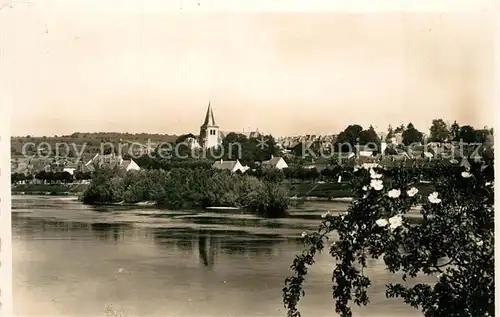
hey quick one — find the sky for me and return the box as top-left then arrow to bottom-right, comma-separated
1,0 -> 497,137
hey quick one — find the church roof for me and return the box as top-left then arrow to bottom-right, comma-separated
201,102 -> 217,127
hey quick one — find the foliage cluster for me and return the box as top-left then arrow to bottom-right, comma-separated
283,161 -> 494,317
81,167 -> 290,217
11,171 -> 74,183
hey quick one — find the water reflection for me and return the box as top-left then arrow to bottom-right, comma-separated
198,232 -> 216,267
12,215 -> 91,234
147,227 -> 295,269
90,223 -> 127,242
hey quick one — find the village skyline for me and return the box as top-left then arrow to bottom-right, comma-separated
3,9 -> 496,137
9,100 -> 495,139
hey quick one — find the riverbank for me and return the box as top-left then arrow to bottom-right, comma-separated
11,183 -> 354,206
11,183 -> 88,196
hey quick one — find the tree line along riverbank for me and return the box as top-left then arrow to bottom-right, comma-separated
11,162 -> 457,203
80,167 -> 290,217
75,162 -> 487,218
12,163 -> 445,199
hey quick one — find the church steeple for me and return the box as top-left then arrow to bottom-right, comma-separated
201,101 -> 217,127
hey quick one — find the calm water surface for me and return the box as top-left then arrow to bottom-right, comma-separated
13,196 -> 431,317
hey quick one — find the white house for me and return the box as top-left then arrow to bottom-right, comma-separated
261,156 -> 288,170
212,159 -> 247,173
380,141 -> 387,155
63,162 -> 78,175
240,165 -> 251,173
355,145 -> 376,157
185,137 -> 202,150
423,152 -> 433,159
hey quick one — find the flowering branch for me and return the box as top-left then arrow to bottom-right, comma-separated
283,161 -> 494,317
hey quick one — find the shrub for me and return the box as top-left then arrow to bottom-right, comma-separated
238,180 -> 289,217
81,167 -> 124,203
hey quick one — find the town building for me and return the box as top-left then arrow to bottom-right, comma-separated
118,159 -> 141,171
261,155 -> 288,170
212,159 -> 249,173
63,162 -> 78,175
83,153 -> 140,172
199,102 -> 220,149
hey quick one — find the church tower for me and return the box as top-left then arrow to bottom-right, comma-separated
199,102 -> 220,149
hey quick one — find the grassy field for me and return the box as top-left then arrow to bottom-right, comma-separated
285,181 -> 353,198
286,180 -> 436,200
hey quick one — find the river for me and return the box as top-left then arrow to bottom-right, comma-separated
12,195 -> 432,317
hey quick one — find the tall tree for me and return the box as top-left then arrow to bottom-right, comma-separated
358,125 -> 380,145
394,124 -> 405,134
429,119 -> 450,142
474,129 -> 488,144
402,123 -> 423,146
450,121 -> 460,141
222,132 -> 249,161
457,125 -> 478,143
386,125 -> 394,141
335,124 -> 363,151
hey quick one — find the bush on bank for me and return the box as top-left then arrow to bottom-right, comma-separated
283,161 -> 494,317
80,167 -> 290,217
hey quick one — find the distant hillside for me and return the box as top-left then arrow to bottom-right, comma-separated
11,133 -> 179,158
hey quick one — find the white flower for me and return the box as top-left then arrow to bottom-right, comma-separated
301,231 -> 308,238
387,189 -> 401,198
485,182 -> 492,186
450,159 -> 458,164
428,192 -> 442,204
369,168 -> 383,179
407,187 -> 418,197
321,211 -> 331,218
362,185 -> 368,191
461,171 -> 472,178
477,240 -> 484,247
362,163 -> 379,170
354,165 -> 360,172
437,273 -> 444,279
375,218 -> 388,227
370,179 -> 384,191
388,215 -> 403,230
